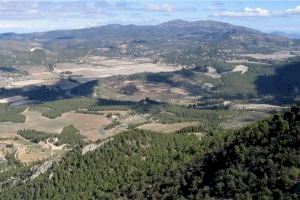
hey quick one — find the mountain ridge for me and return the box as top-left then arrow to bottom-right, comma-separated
0,19 -> 293,42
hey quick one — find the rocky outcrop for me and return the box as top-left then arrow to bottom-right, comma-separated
28,159 -> 56,180
81,138 -> 114,155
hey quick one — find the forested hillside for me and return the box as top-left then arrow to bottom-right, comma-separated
127,107 -> 300,199
1,107 -> 299,199
0,130 -> 206,199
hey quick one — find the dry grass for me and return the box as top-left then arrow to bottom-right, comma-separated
138,122 -> 199,133
220,111 -> 271,130
60,112 -> 111,141
241,51 -> 297,61
54,56 -> 179,79
170,87 -> 190,95
0,96 -> 28,104
0,108 -> 147,141
97,78 -> 195,104
229,103 -> 287,112
0,140 -> 52,164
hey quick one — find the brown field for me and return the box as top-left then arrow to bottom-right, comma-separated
229,103 -> 287,112
0,41 -> 42,52
0,112 -> 69,136
54,56 -> 180,79
240,51 -> 298,61
61,112 -> 112,129
0,109 -> 118,163
138,122 -> 199,133
97,78 -> 196,104
170,87 -> 190,95
220,111 -> 271,129
0,109 -> 112,141
0,107 -> 150,143
16,145 -> 51,164
226,59 -> 270,65
90,111 -> 149,140
0,140 -> 52,164
3,56 -> 179,91
0,132 -> 19,138
0,96 -> 28,104
60,112 -> 111,141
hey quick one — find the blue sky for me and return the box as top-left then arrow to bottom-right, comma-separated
0,0 -> 300,33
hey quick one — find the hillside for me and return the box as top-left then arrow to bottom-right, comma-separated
0,107 -> 299,199
0,130 -> 204,199
124,107 -> 300,199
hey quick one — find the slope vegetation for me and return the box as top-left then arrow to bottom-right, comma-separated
128,107 -> 300,199
1,106 -> 299,199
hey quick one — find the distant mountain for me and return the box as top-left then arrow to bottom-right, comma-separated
0,20 -> 299,67
271,31 -> 300,39
28,20 -> 297,52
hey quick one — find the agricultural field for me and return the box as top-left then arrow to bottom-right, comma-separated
97,77 -> 196,104
138,122 -> 200,133
0,108 -> 114,141
54,56 -> 179,79
220,111 -> 272,129
240,51 -> 300,61
0,97 -> 264,166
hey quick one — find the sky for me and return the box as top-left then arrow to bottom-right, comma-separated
0,0 -> 300,33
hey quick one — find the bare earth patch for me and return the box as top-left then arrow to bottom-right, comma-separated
0,96 -> 28,104
232,65 -> 248,74
203,67 -> 221,79
0,140 -> 52,164
170,87 -> 190,95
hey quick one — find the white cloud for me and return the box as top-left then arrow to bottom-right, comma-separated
28,9 -> 38,14
285,6 -> 300,15
147,3 -> 175,12
0,21 -> 36,29
214,7 -> 271,17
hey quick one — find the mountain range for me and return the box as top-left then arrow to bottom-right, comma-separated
0,20 -> 299,67
271,31 -> 300,39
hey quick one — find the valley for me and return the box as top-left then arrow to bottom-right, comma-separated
0,19 -> 299,199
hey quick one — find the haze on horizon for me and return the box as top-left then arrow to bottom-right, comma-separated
0,0 -> 300,34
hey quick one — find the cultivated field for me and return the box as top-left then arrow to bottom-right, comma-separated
240,51 -> 299,61
97,78 -> 195,104
0,108 -> 115,141
220,111 -> 271,129
1,56 -> 179,93
229,103 -> 287,112
60,112 -> 111,141
54,56 -> 180,79
138,122 -> 199,133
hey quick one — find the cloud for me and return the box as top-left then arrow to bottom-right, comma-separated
0,20 -> 41,29
212,5 -> 300,18
28,9 -> 38,14
285,5 -> 300,15
147,3 -> 175,12
213,7 -> 271,17
0,1 -> 114,20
